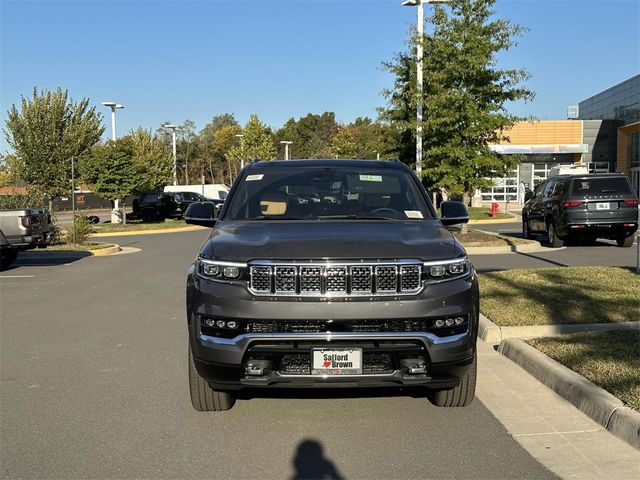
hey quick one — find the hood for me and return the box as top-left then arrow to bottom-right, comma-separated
201,220 -> 462,262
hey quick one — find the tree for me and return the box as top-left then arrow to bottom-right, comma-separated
197,114 -> 240,183
4,87 -> 104,207
381,0 -> 533,199
80,139 -> 139,216
212,124 -> 242,184
330,127 -> 358,158
273,112 -> 339,159
128,128 -> 172,191
227,114 -> 275,166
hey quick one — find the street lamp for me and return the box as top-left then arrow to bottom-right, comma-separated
280,141 -> 293,160
163,124 -> 179,186
235,134 -> 245,169
401,0 -> 448,178
102,101 -> 125,223
101,101 -> 124,141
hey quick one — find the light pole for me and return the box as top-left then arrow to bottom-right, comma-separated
164,124 -> 179,186
280,141 -> 293,160
401,0 -> 448,178
235,134 -> 245,169
102,101 -> 125,223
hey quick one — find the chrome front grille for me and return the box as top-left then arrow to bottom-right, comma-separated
248,261 -> 423,297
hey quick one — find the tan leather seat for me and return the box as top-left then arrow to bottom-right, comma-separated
260,192 -> 288,216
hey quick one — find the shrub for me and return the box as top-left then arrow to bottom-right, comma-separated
62,215 -> 95,245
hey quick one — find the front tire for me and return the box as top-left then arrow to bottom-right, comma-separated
546,220 -> 564,248
522,216 -> 533,239
188,345 -> 236,411
616,235 -> 635,248
428,353 -> 476,407
0,249 -> 18,271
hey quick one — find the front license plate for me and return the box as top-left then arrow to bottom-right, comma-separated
596,202 -> 610,210
312,348 -> 362,375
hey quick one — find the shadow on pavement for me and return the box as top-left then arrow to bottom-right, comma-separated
9,249 -> 92,269
236,386 -> 429,402
291,439 -> 344,480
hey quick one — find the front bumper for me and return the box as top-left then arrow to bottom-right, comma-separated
187,270 -> 479,391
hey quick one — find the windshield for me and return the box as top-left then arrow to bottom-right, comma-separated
571,177 -> 631,195
224,166 -> 433,221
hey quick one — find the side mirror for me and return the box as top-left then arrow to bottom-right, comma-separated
184,202 -> 217,228
524,190 -> 534,202
440,201 -> 469,226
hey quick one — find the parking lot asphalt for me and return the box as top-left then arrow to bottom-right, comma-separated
1,230 -> 561,479
469,220 -> 639,273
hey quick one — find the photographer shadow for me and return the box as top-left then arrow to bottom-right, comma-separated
291,439 -> 344,480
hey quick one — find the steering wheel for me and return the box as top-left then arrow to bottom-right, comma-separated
371,207 -> 400,216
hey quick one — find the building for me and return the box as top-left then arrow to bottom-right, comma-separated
578,74 -> 639,194
482,74 -> 640,202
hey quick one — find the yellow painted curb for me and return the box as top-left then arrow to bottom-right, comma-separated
469,214 -> 518,225
90,244 -> 121,256
90,225 -> 206,237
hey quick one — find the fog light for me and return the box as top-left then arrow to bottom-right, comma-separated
204,319 -> 216,327
430,266 -> 446,277
455,316 -> 465,325
203,264 -> 220,276
434,319 -> 445,328
445,318 -> 455,326
449,263 -> 465,274
216,320 -> 226,328
223,266 -> 239,278
226,321 -> 238,329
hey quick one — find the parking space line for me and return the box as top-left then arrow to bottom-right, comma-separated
0,275 -> 35,278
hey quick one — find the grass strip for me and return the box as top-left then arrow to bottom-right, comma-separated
467,207 -> 512,220
527,331 -> 640,411
45,242 -> 114,251
480,266 -> 640,326
93,219 -> 187,233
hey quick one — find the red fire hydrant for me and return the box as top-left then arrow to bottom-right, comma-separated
491,202 -> 499,218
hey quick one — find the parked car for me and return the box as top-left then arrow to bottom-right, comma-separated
132,191 -> 211,221
184,159 -> 478,411
522,173 -> 639,247
0,207 -> 51,270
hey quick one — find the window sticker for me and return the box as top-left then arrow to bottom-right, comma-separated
404,210 -> 424,219
359,174 -> 383,182
245,174 -> 264,181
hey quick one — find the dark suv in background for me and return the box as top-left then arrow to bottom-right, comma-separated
185,159 -> 478,412
132,191 -> 209,220
522,173 -> 639,247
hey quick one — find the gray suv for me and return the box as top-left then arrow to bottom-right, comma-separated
185,160 -> 478,411
522,173 -> 639,247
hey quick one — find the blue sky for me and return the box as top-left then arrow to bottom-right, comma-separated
1,0 -> 639,153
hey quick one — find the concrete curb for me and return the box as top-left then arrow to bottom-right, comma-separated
90,243 -> 121,256
497,338 -> 640,449
479,314 -> 640,343
464,242 -> 552,255
90,225 -> 206,237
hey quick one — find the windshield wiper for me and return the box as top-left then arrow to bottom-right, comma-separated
316,215 -> 396,221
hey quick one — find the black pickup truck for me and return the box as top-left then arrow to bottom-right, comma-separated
185,160 -> 478,411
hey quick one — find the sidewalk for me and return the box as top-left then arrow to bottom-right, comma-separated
476,340 -> 639,479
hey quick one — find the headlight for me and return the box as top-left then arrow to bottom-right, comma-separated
423,258 -> 469,282
199,258 -> 247,280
